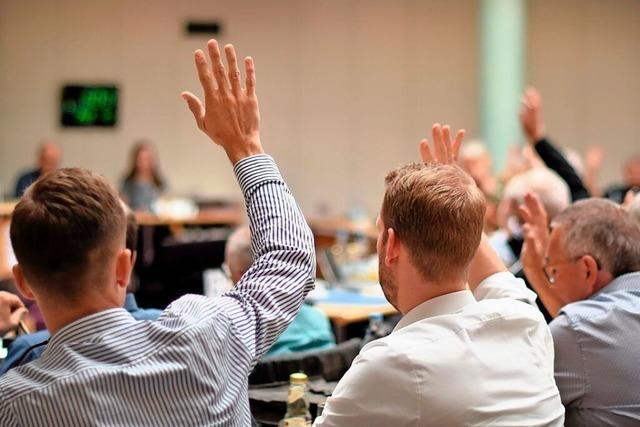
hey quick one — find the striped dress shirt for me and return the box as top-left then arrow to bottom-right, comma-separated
0,155 -> 316,427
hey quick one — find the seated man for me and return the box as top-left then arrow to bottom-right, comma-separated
314,126 -> 564,426
225,226 -> 334,357
521,195 -> 640,425
0,207 -> 161,375
13,140 -> 62,198
498,166 -> 571,323
0,40 -> 315,426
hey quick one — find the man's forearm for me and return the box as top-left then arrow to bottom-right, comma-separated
524,268 -> 564,318
468,236 -> 539,305
467,234 -> 507,292
534,138 -> 589,201
225,154 -> 315,361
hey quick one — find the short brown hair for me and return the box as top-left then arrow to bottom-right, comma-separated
124,205 -> 138,252
10,168 -> 126,298
552,198 -> 640,277
381,163 -> 486,282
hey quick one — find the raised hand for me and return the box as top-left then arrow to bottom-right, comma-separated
519,192 -> 550,272
518,192 -> 565,317
585,144 -> 605,172
0,291 -> 27,336
419,123 -> 466,166
519,87 -> 545,143
182,39 -> 263,164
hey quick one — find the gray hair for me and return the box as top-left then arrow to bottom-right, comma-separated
225,226 -> 253,277
503,167 -> 570,220
551,198 -> 640,277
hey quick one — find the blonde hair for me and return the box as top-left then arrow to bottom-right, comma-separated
382,163 -> 486,282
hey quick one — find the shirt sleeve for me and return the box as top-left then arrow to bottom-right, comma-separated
314,341 -> 419,427
534,138 -> 590,201
550,314 -> 586,407
218,154 -> 316,364
472,271 -> 538,306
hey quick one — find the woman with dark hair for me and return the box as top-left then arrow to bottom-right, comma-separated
120,142 -> 166,211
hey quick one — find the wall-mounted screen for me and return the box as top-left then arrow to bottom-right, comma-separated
61,85 -> 118,127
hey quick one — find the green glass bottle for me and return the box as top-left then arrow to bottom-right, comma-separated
280,373 -> 312,427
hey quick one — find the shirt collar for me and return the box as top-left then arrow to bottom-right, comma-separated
592,271 -> 640,298
48,308 -> 136,348
393,290 -> 477,332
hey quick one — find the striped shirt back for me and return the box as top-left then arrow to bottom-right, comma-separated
0,155 -> 316,427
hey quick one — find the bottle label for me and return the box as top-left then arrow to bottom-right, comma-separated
284,417 -> 310,427
288,386 -> 305,403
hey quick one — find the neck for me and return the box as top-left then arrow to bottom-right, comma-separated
396,268 -> 467,315
592,270 -> 615,295
37,294 -> 122,335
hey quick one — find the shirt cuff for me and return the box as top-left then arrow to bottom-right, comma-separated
233,154 -> 284,196
476,271 -> 516,288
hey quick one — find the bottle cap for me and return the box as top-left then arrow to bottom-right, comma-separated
290,372 -> 308,385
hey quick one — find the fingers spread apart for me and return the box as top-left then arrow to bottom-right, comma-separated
419,123 -> 466,165
192,40 -> 256,101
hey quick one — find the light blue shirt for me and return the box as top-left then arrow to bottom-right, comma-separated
266,303 -> 334,357
551,271 -> 640,426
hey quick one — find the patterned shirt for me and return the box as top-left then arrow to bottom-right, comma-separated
551,271 -> 640,426
0,155 -> 316,427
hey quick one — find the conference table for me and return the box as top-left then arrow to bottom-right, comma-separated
2,200 -> 394,336
315,300 -> 396,342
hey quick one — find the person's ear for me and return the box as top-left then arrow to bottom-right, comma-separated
581,255 -> 599,294
384,228 -> 400,266
12,265 -> 35,300
115,249 -> 132,289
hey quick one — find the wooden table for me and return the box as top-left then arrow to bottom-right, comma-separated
135,209 -> 244,236
307,216 -> 377,240
315,302 -> 397,342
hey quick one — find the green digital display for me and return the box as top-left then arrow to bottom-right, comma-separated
61,85 -> 118,127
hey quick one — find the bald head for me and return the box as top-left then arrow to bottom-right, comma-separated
225,226 -> 253,284
38,141 -> 62,175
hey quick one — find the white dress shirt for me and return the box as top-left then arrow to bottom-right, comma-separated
315,272 -> 564,427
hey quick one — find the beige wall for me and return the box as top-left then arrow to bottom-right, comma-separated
527,0 -> 640,188
0,0 -> 477,215
0,0 -> 638,215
